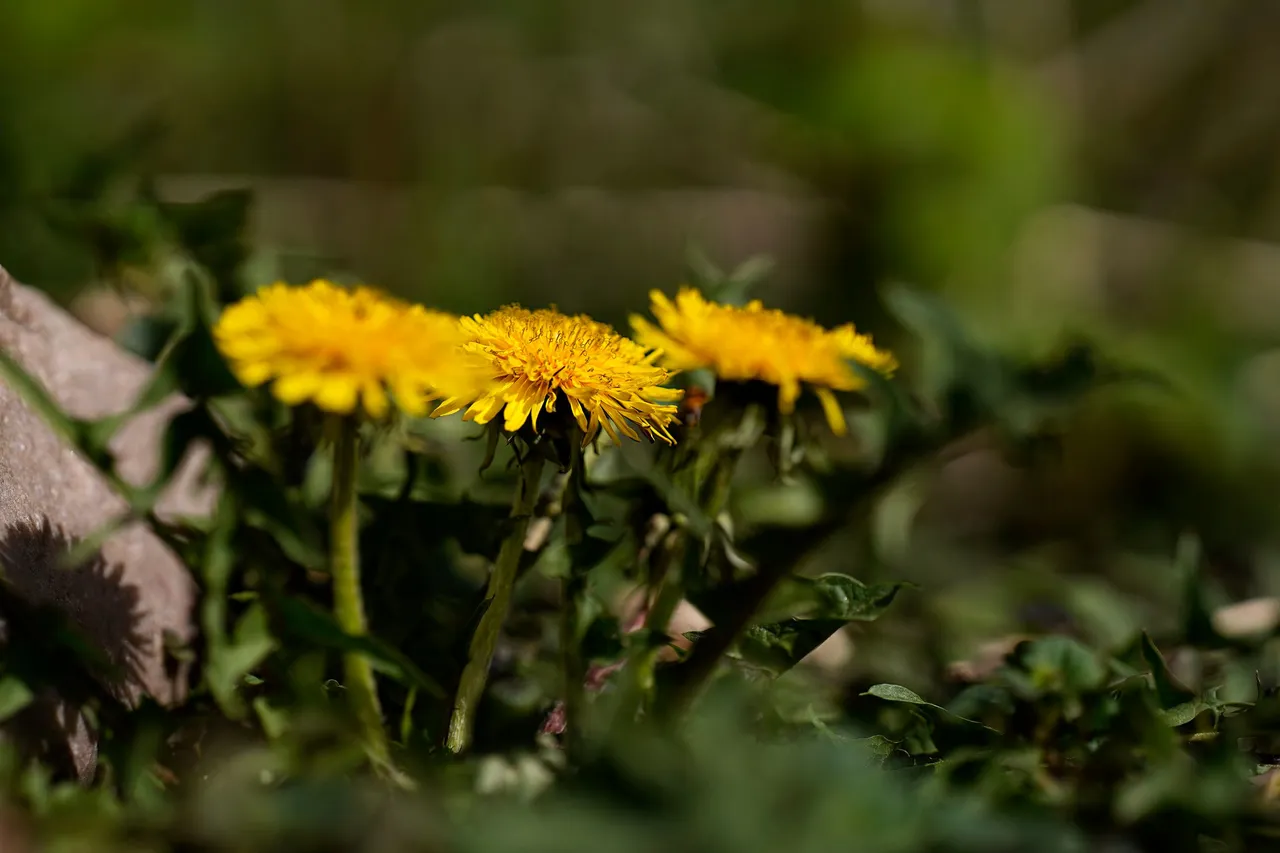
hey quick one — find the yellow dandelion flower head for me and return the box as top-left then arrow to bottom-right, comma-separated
630,287 -> 897,435
213,280 -> 489,419
432,305 -> 682,445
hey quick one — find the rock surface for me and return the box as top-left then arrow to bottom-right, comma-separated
0,264 -> 210,780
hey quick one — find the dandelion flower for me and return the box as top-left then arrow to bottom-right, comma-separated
433,306 -> 681,445
214,280 -> 487,419
630,288 -> 896,435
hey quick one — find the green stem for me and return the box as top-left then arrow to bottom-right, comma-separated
330,417 -> 388,764
697,446 -> 742,584
559,445 -> 589,759
619,528 -> 685,721
654,443 -> 752,718
446,451 -> 546,754
703,448 -> 742,520
559,577 -> 586,758
657,558 -> 790,719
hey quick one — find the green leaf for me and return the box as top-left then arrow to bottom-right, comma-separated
1159,701 -> 1204,728
706,575 -> 907,676
725,619 -> 848,675
683,243 -> 726,297
0,677 -> 34,723
1140,632 -> 1197,710
1176,533 -> 1239,651
683,244 -> 773,307
865,683 -> 929,705
1009,635 -> 1107,695
253,696 -> 290,741
200,495 -> 245,718
728,255 -> 775,288
862,683 -> 1000,754
0,348 -> 85,451
693,570 -> 906,630
117,314 -> 179,362
81,331 -> 186,452
863,683 -> 997,731
852,734 -> 899,757
169,323 -> 243,401
755,574 -> 908,626
164,271 -> 243,399
207,604 -> 276,702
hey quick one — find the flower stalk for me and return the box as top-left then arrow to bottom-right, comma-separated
446,451 -> 546,754
559,579 -> 587,757
617,526 -> 686,722
330,417 -> 389,764
559,445 -> 590,759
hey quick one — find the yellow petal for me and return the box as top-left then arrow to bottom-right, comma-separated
314,375 -> 359,414
647,386 -> 683,401
432,396 -> 466,418
599,415 -> 622,445
611,413 -> 641,441
566,394 -> 589,431
584,407 -> 602,444
814,387 -> 847,436
777,379 -> 801,414
530,394 -> 546,432
362,380 -> 391,419
235,361 -> 274,387
273,371 -> 324,406
466,394 -> 505,425
503,397 -> 530,433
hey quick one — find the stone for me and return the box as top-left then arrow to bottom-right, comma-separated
0,264 -> 211,780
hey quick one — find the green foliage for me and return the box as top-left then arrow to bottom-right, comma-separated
7,177 -> 1262,849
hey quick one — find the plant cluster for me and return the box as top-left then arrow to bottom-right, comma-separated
0,187 -> 1278,853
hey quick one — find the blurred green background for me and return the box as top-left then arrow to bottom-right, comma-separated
7,0 -> 1280,695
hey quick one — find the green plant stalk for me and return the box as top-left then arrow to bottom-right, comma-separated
559,575 -> 587,758
559,444 -> 591,759
620,529 -> 686,719
702,447 -> 742,521
330,417 -> 389,764
647,438 -> 748,718
658,557 -> 790,719
447,451 -> 546,754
